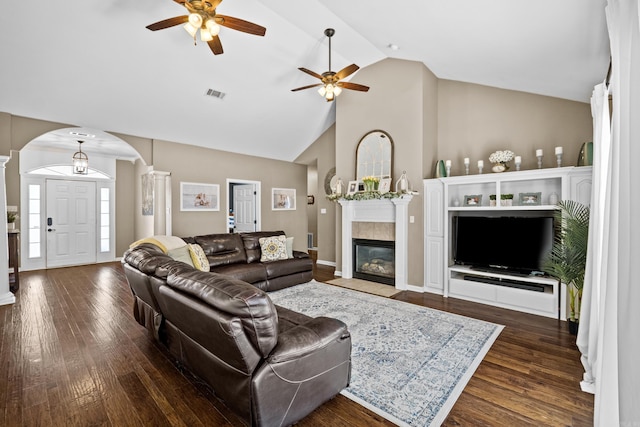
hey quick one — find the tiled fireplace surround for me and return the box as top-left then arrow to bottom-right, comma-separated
338,196 -> 413,290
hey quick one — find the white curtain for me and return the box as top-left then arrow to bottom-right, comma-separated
578,0 -> 640,425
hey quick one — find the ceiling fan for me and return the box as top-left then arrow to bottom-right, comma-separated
292,28 -> 369,102
146,0 -> 266,56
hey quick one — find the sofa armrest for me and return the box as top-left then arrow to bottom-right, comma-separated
291,250 -> 309,259
268,317 -> 350,363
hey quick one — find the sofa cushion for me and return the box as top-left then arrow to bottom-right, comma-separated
194,233 -> 247,267
188,243 -> 210,271
264,256 -> 313,279
241,231 -> 286,263
165,269 -> 279,357
211,262 -> 267,284
259,235 -> 288,262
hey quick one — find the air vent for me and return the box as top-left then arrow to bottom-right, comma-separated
69,131 -> 95,138
205,89 -> 226,100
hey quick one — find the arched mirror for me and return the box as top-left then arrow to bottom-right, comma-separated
355,130 -> 393,180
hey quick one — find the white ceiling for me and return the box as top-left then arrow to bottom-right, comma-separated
0,0 -> 610,162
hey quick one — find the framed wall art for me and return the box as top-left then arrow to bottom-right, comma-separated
272,188 -> 296,210
180,182 -> 220,211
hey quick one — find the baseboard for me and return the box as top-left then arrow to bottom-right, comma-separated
316,259 -> 336,267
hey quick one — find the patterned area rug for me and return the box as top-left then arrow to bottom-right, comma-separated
269,281 -> 503,427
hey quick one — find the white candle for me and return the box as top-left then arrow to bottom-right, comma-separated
445,159 -> 451,167
515,155 -> 522,164
536,149 -> 543,157
477,160 -> 484,167
464,157 -> 470,165
555,146 -> 563,155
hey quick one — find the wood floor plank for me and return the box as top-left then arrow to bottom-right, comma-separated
0,261 -> 594,426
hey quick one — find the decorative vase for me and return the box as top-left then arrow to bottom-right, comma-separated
363,181 -> 377,192
491,163 -> 509,173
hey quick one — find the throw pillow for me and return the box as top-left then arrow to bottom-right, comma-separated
188,243 -> 210,271
167,245 -> 195,267
286,236 -> 294,259
259,235 -> 288,262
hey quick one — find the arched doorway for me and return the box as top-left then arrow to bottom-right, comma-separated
18,127 -> 141,270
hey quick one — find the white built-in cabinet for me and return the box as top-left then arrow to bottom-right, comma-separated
423,166 -> 592,319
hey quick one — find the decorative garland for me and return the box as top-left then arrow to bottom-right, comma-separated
326,191 -> 405,202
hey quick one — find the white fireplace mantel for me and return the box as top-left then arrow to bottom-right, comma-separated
338,195 -> 413,290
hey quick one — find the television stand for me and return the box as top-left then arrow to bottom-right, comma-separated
449,266 -> 560,318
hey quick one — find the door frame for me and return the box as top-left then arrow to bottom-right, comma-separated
226,179 -> 261,232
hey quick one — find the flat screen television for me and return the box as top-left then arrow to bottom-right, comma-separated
453,216 -> 554,275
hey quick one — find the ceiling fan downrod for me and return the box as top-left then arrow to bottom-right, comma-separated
325,28 -> 335,72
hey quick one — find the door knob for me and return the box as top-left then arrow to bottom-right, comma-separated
47,228 -> 55,232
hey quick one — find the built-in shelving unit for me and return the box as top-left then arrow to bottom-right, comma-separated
424,166 -> 592,319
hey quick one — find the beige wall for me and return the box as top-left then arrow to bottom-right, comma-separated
295,124 -> 337,264
436,80 -> 593,175
116,160 -> 135,257
152,139 -> 308,251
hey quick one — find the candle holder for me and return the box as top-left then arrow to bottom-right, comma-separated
464,164 -> 470,175
446,165 -> 451,176
556,153 -> 562,168
478,165 -> 484,174
537,155 -> 543,169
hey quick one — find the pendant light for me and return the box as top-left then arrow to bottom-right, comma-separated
72,140 -> 89,175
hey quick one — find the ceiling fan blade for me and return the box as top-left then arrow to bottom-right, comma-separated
215,15 -> 266,36
338,81 -> 370,92
298,67 -> 324,80
173,0 -> 186,4
146,15 -> 189,31
335,64 -> 359,80
291,83 -> 323,92
207,36 -> 224,55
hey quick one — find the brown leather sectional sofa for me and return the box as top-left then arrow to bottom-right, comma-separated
122,231 -> 352,427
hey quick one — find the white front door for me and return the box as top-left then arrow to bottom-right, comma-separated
46,179 -> 97,268
233,184 -> 256,232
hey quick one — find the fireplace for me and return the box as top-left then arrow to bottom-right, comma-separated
352,239 -> 395,286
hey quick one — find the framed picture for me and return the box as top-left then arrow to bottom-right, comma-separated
347,180 -> 359,195
272,188 -> 296,210
519,192 -> 542,206
180,182 -> 220,211
141,173 -> 154,216
307,195 -> 315,205
463,194 -> 482,206
379,177 -> 392,194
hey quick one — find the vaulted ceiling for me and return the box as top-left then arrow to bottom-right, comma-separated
0,0 -> 610,161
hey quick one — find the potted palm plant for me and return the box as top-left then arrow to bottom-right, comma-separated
542,200 -> 590,334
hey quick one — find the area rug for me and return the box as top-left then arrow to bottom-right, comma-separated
326,277 -> 401,297
269,281 -> 503,427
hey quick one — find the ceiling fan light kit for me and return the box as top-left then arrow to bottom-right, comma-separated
146,0 -> 266,56
292,28 -> 369,102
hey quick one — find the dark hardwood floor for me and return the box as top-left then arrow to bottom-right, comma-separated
0,260 -> 593,426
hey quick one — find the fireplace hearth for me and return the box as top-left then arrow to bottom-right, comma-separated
353,239 -> 395,286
